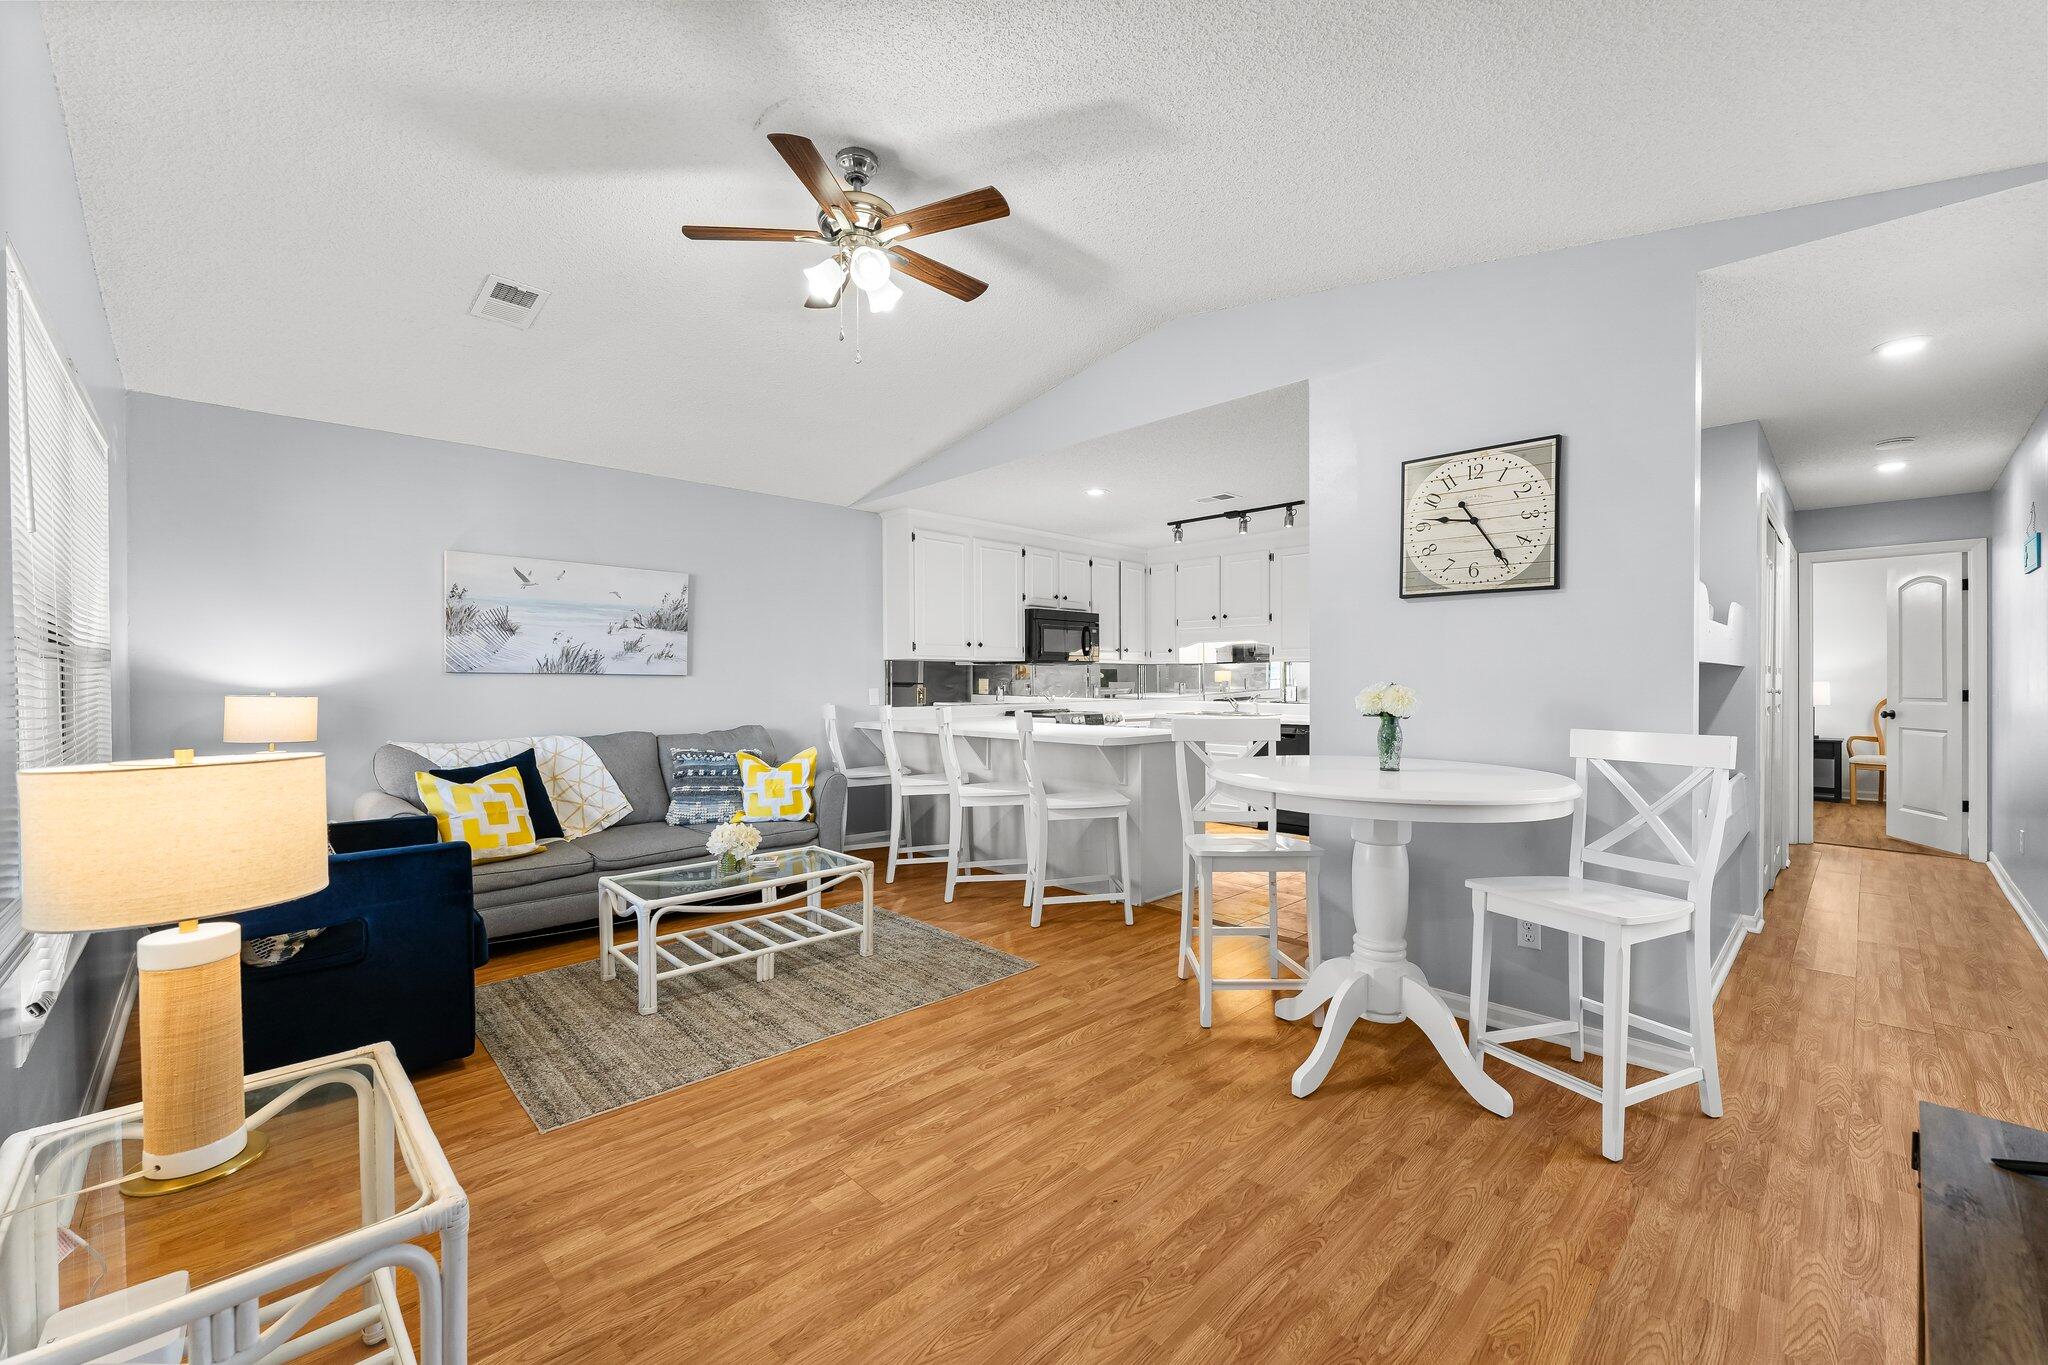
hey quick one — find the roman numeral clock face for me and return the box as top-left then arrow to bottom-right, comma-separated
1400,436 -> 1561,597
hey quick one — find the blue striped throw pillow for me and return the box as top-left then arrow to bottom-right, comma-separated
666,747 -> 743,827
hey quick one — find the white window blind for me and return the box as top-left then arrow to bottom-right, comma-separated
0,248 -> 112,970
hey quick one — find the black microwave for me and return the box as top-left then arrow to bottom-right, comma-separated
1024,608 -> 1099,663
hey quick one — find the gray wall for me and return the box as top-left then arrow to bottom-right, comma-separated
1698,422 -> 1792,958
1,2 -> 135,1140
1991,397 -> 2048,928
125,395 -> 884,812
1793,491 -> 1992,553
861,162 -> 2048,1038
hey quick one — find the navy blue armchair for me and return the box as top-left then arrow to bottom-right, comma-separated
232,815 -> 488,1074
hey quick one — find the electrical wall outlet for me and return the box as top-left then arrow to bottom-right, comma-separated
1517,920 -> 1542,949
868,687 -> 880,705
2019,828 -> 2027,858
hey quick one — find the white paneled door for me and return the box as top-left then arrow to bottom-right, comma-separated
911,529 -> 974,658
1885,553 -> 1966,853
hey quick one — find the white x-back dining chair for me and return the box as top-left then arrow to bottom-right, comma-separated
935,705 -> 1033,902
1465,728 -> 1737,1161
877,705 -> 950,882
822,702 -> 891,850
1015,711 -> 1135,927
1169,716 -> 1322,1028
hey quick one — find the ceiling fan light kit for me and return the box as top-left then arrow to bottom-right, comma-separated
681,134 -> 1009,358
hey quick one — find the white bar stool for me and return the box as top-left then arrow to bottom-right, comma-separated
935,706 -> 1034,902
1169,716 -> 1322,1028
1015,712 -> 1136,927
822,702 -> 892,850
877,705 -> 950,883
1465,728 -> 1737,1161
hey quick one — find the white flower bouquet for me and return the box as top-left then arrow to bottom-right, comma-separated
1355,681 -> 1417,770
707,812 -> 762,864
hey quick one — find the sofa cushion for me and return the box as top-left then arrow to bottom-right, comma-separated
477,870 -> 602,915
583,731 -> 667,825
469,839 -> 595,895
427,748 -> 565,841
576,822 -> 712,872
373,742 -> 431,811
658,727 -> 778,770
753,821 -> 821,852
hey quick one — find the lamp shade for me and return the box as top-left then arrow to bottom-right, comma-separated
18,752 -> 329,933
1812,680 -> 1833,707
223,694 -> 317,744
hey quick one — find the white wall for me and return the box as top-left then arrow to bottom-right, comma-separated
1812,557 -> 1892,797
1991,396 -> 2048,934
1698,421 -> 1792,948
1,2 -> 135,1140
1794,491 -> 1991,553
125,395 -> 884,812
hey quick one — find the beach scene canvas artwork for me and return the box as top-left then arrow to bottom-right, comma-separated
444,551 -> 690,675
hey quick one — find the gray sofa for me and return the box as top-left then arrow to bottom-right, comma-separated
355,727 -> 846,940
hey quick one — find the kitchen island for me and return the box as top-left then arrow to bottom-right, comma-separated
856,712 -> 1194,904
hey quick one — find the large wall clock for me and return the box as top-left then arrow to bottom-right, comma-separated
1400,435 -> 1561,598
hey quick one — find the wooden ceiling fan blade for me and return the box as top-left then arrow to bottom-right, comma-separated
767,133 -> 857,228
680,225 -> 821,242
877,187 -> 1009,242
889,246 -> 988,302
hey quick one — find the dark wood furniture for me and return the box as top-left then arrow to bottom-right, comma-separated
1916,1101 -> 2048,1361
1814,736 -> 1845,802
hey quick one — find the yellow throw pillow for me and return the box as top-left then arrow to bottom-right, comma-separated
736,748 -> 816,823
415,764 -> 543,862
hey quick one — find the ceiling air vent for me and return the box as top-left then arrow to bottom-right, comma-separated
470,275 -> 549,330
1193,492 -> 1239,503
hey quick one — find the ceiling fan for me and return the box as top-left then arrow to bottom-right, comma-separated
682,134 -> 1009,312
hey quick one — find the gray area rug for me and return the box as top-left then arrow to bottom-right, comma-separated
475,909 -> 1035,1131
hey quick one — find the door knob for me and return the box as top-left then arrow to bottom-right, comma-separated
1881,709 -> 1897,719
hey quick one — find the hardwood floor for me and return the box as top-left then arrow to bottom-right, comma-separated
110,838 -> 2048,1361
1813,798 -> 1964,858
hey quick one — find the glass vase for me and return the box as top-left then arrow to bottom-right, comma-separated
716,850 -> 745,876
1376,713 -> 1403,772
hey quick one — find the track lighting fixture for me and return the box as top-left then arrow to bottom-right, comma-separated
1163,500 -> 1304,542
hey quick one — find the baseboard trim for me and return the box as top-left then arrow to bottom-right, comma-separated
1988,852 -> 2048,962
81,956 -> 137,1117
1711,912 -> 1760,996
1433,988 -> 1694,1076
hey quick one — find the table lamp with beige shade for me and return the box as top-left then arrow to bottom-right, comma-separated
223,692 -> 318,751
16,751 -> 328,1195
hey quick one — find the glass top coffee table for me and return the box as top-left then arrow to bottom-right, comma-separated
598,846 -> 875,1015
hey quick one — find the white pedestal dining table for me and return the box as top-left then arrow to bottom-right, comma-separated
1210,755 -> 1582,1109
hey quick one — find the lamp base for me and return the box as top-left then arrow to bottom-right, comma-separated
120,1128 -> 267,1198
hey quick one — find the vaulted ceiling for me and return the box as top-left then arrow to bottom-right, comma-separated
1702,181 -> 2048,509
40,0 -> 2048,505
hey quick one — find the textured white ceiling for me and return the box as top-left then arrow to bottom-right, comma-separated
1701,181 -> 2048,510
41,0 -> 2048,505
872,383 -> 1308,547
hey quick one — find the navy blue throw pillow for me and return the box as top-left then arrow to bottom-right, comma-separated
425,748 -> 565,841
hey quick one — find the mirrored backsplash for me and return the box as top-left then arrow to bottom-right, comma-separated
885,659 -> 1309,705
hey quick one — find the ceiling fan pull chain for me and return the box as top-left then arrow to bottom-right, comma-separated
854,287 -> 863,365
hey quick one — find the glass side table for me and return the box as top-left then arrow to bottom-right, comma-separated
0,1042 -> 467,1364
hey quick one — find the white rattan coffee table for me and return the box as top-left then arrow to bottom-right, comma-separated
597,846 -> 875,1015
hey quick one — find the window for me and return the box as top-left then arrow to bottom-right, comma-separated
0,248 -> 112,971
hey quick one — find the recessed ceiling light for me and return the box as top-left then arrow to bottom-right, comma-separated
1085,487 -> 1107,497
1877,460 -> 1908,474
1874,336 -> 1930,361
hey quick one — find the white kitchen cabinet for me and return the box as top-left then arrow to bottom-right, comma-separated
909,528 -> 974,659
1147,564 -> 1174,660
1058,553 -> 1093,607
1023,546 -> 1059,606
1119,561 -> 1147,659
1273,546 -> 1310,654
1219,551 -> 1272,631
1175,557 -> 1220,633
1091,558 -> 1120,656
974,538 -> 1026,659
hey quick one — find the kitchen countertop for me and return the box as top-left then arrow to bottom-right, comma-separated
964,696 -> 1311,725
856,714 -> 1172,747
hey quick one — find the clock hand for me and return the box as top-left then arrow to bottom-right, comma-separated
1458,501 -> 1511,565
